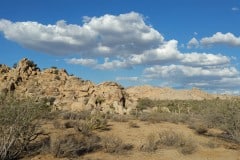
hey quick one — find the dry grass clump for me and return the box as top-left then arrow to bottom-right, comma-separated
140,133 -> 159,152
158,130 -> 197,154
138,112 -> 189,124
50,133 -> 100,158
128,121 -> 139,128
188,123 -> 208,135
136,98 -> 240,143
61,110 -> 92,120
101,135 -> 133,154
110,114 -> 129,122
140,130 -> 197,154
55,111 -> 109,134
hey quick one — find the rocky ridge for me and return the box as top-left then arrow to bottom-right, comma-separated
0,58 -> 235,114
0,58 -> 129,114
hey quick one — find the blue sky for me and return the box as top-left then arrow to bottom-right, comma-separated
0,0 -> 240,94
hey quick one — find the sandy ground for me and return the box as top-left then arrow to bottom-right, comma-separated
28,120 -> 240,160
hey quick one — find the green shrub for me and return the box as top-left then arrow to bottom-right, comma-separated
136,98 -> 156,111
0,98 -> 50,160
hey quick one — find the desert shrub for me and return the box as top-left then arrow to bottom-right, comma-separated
64,120 -> 78,129
205,140 -> 220,148
75,121 -> 94,136
0,98 -> 50,160
51,134 -> 100,158
140,130 -> 197,154
136,98 -> 156,111
62,110 -> 91,120
101,135 -> 133,154
188,123 -> 208,135
158,130 -> 197,154
158,130 -> 183,146
202,99 -> 240,142
140,133 -> 159,152
179,139 -> 197,155
139,112 -> 168,123
138,112 -> 188,124
74,112 -> 109,135
110,114 -> 129,122
87,112 -> 108,130
128,121 -> 139,128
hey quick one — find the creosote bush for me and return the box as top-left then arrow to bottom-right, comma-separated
0,97 -> 50,160
140,133 -> 159,152
140,130 -> 197,154
101,135 -> 133,154
136,98 -> 240,143
50,134 -> 100,158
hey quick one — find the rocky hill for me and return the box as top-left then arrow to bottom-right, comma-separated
126,85 -> 215,101
0,58 -> 130,114
0,58 -> 234,114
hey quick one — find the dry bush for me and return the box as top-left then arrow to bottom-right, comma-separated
50,134 -> 100,158
88,112 -> 108,130
61,110 -> 92,120
75,121 -> 94,136
140,130 -> 197,154
140,133 -> 159,152
53,120 -> 78,129
188,123 -> 208,135
110,114 -> 129,122
74,112 -> 109,135
202,100 -> 240,143
101,135 -> 133,154
205,140 -> 220,149
0,97 -> 50,160
158,130 -> 183,146
179,139 -> 197,155
128,121 -> 139,128
158,130 -> 197,154
64,120 -> 78,129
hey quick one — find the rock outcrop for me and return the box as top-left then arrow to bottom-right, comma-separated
0,58 -> 129,114
1,58 -> 234,114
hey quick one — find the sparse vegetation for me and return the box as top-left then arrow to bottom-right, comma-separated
128,121 -> 139,128
101,135 -> 133,154
140,130 -> 197,154
0,97 -> 50,160
50,133 -> 100,158
140,133 -> 159,152
110,114 -> 129,122
135,98 -> 240,143
0,97 -> 239,159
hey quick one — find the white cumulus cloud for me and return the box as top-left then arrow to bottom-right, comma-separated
1,13 -> 240,93
180,53 -> 230,67
0,12 -> 163,57
200,32 -> 240,47
187,37 -> 199,49
116,76 -> 139,82
66,58 -> 97,67
143,64 -> 239,89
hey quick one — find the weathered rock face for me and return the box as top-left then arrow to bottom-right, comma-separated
0,58 -> 129,114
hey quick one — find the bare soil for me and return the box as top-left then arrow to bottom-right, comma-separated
28,120 -> 240,160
